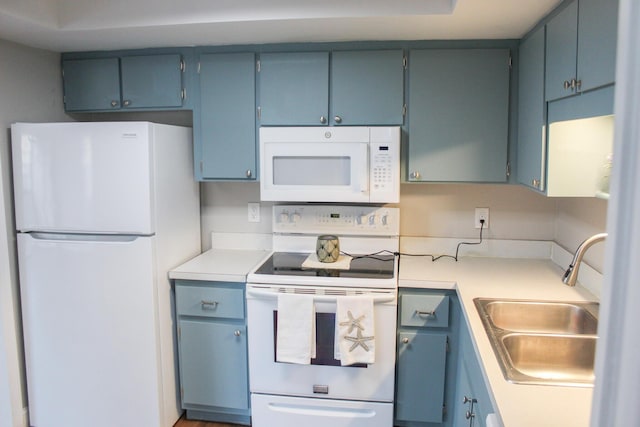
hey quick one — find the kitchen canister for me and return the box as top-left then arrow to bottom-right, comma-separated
316,235 -> 340,263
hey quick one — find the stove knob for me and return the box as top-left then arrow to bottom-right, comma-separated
368,214 -> 376,226
357,214 -> 367,225
291,212 -> 301,223
381,214 -> 388,226
279,212 -> 289,223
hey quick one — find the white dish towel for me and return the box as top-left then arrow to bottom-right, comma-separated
276,293 -> 316,364
335,296 -> 375,366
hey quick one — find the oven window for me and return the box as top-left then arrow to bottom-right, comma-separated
272,156 -> 351,186
273,311 -> 366,368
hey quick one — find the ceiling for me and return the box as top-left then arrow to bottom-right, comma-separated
0,0 -> 562,52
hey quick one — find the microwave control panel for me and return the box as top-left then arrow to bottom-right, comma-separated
369,127 -> 400,203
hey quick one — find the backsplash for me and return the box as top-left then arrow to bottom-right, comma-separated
200,181 -> 609,273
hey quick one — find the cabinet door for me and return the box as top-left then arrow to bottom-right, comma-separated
196,52 -> 256,180
330,50 -> 404,125
517,26 -> 547,192
258,51 -> 329,125
395,331 -> 447,423
577,0 -> 618,92
545,1 -> 578,101
408,49 -> 510,182
179,319 -> 249,410
62,58 -> 120,111
120,54 -> 183,108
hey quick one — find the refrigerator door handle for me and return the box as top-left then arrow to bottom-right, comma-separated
27,232 -> 142,243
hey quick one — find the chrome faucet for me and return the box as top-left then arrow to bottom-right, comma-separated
562,233 -> 608,286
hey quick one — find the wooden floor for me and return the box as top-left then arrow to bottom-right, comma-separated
173,415 -> 240,427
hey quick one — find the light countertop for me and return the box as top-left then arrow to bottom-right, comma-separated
400,255 -> 598,427
169,249 -> 270,282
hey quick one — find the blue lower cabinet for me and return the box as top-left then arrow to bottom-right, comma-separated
395,289 -> 461,426
175,280 -> 250,425
453,318 -> 495,427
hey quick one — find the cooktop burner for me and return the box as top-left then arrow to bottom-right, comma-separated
253,252 -> 396,279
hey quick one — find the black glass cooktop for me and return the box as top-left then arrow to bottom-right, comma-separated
253,252 -> 396,279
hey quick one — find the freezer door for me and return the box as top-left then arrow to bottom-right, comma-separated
18,233 -> 169,427
12,122 -> 155,234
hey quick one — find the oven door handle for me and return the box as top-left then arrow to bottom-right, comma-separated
246,288 -> 396,304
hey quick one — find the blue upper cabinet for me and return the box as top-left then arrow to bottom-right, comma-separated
62,53 -> 186,112
120,54 -> 184,109
330,50 -> 404,125
258,52 -> 330,126
407,49 -> 510,182
545,0 -> 618,101
258,49 -> 404,126
195,52 -> 257,180
517,26 -> 547,192
576,0 -> 618,93
62,58 -> 121,111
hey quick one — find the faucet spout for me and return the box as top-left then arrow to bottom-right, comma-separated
562,233 -> 608,286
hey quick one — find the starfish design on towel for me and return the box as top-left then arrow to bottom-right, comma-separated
339,310 -> 365,334
344,329 -> 374,352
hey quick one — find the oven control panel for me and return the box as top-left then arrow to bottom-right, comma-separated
273,205 -> 399,236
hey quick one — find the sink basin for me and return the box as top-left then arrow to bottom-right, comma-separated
502,334 -> 597,384
481,300 -> 598,334
474,298 -> 599,387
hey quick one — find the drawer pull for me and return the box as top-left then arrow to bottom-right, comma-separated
415,309 -> 436,317
201,300 -> 219,309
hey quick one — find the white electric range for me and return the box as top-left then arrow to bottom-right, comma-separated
246,204 -> 400,427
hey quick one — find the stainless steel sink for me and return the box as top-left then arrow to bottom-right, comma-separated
481,300 -> 598,334
474,298 -> 599,387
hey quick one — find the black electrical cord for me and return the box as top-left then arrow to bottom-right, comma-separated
398,219 -> 485,262
340,249 -> 397,261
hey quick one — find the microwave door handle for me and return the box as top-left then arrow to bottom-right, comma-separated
360,143 -> 370,195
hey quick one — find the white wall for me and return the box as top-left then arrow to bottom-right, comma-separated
0,38 -> 68,427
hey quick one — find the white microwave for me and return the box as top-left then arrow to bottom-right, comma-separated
259,126 -> 400,203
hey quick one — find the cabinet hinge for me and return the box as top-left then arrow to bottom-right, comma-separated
180,59 -> 185,72
257,60 -> 261,73
508,55 -> 513,70
180,387 -> 184,401
181,88 -> 186,100
197,62 -> 201,74
446,336 -> 450,353
403,56 -> 407,69
506,161 -> 511,178
178,326 -> 181,340
402,104 -> 407,117
442,403 -> 447,416
257,106 -> 262,119
200,160 -> 204,175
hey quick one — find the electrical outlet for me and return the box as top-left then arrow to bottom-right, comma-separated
248,202 -> 260,223
475,207 -> 489,229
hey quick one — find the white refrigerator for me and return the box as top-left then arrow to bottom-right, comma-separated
11,122 -> 201,427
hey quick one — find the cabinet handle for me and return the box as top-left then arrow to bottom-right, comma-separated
320,115 -> 327,124
575,79 -> 582,90
334,115 -> 342,124
532,178 -> 541,188
463,396 -> 476,404
110,100 -> 119,108
415,309 -> 436,317
201,300 -> 218,309
466,410 -> 475,420
563,80 -> 572,90
234,330 -> 242,337
123,100 -> 131,107
246,169 -> 252,178
402,337 -> 409,344
410,171 -> 421,180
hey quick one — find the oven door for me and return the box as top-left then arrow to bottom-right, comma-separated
246,284 -> 397,402
259,139 -> 370,203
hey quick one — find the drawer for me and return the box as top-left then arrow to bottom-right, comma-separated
176,284 -> 245,319
400,294 -> 449,328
